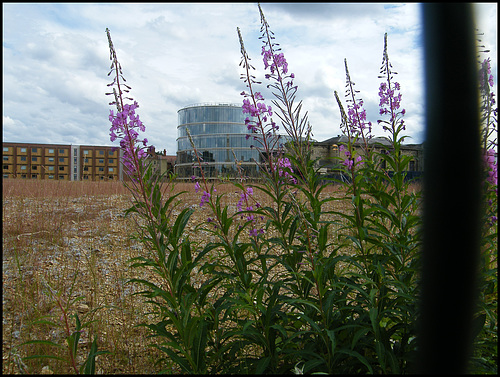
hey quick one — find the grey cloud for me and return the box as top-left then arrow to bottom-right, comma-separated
262,3 -> 386,21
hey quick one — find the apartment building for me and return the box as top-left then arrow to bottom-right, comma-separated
3,142 -> 176,181
311,135 -> 424,178
2,142 -> 123,181
78,145 -> 122,181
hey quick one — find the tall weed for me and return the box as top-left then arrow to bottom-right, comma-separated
77,4 -> 499,374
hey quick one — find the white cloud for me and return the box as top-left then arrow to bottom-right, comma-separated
2,3 -> 497,156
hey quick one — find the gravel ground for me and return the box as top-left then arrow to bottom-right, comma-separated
2,185 -> 348,374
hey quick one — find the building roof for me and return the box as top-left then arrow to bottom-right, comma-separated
317,135 -> 422,148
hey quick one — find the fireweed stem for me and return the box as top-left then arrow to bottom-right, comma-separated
258,3 -> 311,174
237,27 -> 276,176
106,28 -> 176,298
344,59 -> 371,154
334,91 -> 368,269
106,29 -> 153,221
55,297 -> 79,374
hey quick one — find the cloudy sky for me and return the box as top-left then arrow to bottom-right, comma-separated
3,3 -> 497,155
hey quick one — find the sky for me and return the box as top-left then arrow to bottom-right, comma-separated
3,3 -> 497,155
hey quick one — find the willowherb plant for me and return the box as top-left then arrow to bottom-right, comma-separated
106,29 -> 152,179
19,273 -> 110,374
100,5 -> 496,375
468,30 -> 498,374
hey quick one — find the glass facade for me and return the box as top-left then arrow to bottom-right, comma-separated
176,103 -> 273,178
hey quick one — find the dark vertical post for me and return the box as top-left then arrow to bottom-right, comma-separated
418,3 -> 482,374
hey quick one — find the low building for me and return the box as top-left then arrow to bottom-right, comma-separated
3,143 -> 78,181
311,135 -> 424,178
2,142 -> 174,181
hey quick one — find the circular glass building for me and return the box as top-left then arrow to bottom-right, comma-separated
176,103 -> 264,178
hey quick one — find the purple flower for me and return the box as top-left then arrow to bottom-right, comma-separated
237,187 -> 256,212
194,181 -> 201,193
343,60 -> 373,143
108,100 -> 151,177
200,191 -> 211,207
342,158 -> 354,170
484,148 -> 497,186
377,34 -> 405,129
273,157 -> 297,184
480,58 -> 495,90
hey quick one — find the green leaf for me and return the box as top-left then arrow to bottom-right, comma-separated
82,338 -> 97,374
191,319 -> 208,373
338,348 -> 373,373
375,340 -> 386,371
29,319 -> 60,328
288,216 -> 299,246
351,327 -> 370,349
471,313 -> 486,341
155,346 -> 192,373
20,339 -> 63,348
255,355 -> 271,374
326,329 -> 337,355
22,355 -> 66,361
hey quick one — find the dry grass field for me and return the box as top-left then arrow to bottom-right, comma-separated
3,178 -> 423,374
2,178 -> 351,374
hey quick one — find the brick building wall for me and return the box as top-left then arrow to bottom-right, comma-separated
3,142 -> 175,181
2,143 -> 123,181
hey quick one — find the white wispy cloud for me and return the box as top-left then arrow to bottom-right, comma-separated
3,3 -> 497,154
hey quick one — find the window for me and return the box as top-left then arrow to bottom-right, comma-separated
32,157 -> 38,162
3,165 -> 8,170
84,158 -> 89,163
59,149 -> 65,154
3,174 -> 9,178
58,175 -> 64,180
109,159 -> 114,163
20,148 -> 27,153
99,150 -> 105,155
48,157 -> 54,162
31,174 -> 37,179
21,166 -> 27,170
73,148 -> 78,155
98,159 -> 104,164
98,167 -> 104,172
108,150 -> 115,156
83,175 -> 89,180
3,156 -> 8,161
32,166 -> 37,170
32,147 -> 37,153
109,167 -> 114,172
73,174 -> 77,180
48,149 -> 54,154
21,174 -> 27,178
59,166 -> 65,171
48,175 -> 54,179
48,166 -> 54,171
59,158 -> 65,163
3,147 -> 9,152
21,156 -> 27,161
83,167 -> 89,172
74,167 -> 77,173
83,150 -> 89,155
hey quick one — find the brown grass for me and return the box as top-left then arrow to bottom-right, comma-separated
2,178 -> 417,374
